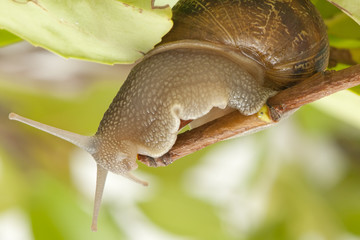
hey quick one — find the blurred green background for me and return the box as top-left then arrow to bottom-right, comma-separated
1,1 -> 360,240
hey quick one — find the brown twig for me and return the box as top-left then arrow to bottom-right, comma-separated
138,64 -> 360,167
329,47 -> 357,68
268,64 -> 360,120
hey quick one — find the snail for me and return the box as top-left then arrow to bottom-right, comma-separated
9,0 -> 329,231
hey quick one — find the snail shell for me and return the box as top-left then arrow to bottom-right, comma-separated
160,0 -> 329,89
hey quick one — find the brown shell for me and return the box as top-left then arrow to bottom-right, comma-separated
161,0 -> 329,89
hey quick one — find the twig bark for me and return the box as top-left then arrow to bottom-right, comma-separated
138,64 -> 360,167
268,64 -> 360,120
328,47 -> 357,67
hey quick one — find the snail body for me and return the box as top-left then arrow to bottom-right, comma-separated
9,0 -> 329,230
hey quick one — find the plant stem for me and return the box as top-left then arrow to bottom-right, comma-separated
138,64 -> 360,167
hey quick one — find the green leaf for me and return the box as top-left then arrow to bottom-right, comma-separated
312,0 -> 341,19
326,13 -> 360,40
328,35 -> 360,49
0,0 -> 172,64
0,29 -> 22,47
154,0 -> 179,8
327,0 -> 360,26
350,85 -> 360,96
324,4 -> 360,49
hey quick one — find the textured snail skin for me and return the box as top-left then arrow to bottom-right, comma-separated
96,48 -> 276,173
8,0 -> 330,230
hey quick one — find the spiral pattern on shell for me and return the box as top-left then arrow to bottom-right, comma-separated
161,0 -> 329,89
